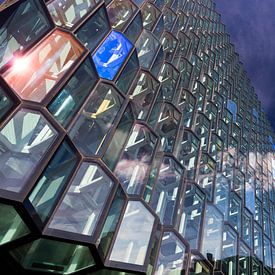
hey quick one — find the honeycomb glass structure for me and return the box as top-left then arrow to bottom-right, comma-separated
0,0 -> 275,274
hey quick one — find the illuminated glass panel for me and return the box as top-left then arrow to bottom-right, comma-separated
92,31 -> 133,80
3,30 -> 84,102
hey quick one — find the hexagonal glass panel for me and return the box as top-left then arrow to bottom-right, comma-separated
114,124 -> 158,195
47,0 -> 99,29
109,201 -> 154,266
10,238 -> 95,274
148,156 -> 183,226
136,30 -> 160,69
155,231 -> 187,274
47,162 -> 114,237
178,184 -> 205,250
92,30 -> 133,80
3,30 -> 84,102
0,203 -> 29,245
0,0 -> 52,69
75,5 -> 110,52
0,109 -> 57,193
28,141 -> 78,223
69,83 -> 123,156
141,2 -> 160,31
48,58 -> 98,127
107,0 -> 137,31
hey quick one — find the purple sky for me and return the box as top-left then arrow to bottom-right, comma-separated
215,0 -> 275,130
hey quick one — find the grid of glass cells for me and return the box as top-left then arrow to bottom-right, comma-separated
0,0 -> 275,274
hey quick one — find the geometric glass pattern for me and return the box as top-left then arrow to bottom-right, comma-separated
0,0 -> 274,274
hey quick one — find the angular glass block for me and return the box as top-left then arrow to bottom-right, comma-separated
3,30 -> 84,102
155,232 -> 187,274
114,124 -> 157,195
107,0 -> 137,31
0,0 -> 52,69
28,141 -> 78,223
69,83 -> 123,156
149,156 -> 183,225
10,239 -> 95,274
47,162 -> 114,237
109,201 -> 154,266
75,5 -> 110,52
0,109 -> 57,193
0,203 -> 29,245
47,0 -> 99,29
92,30 -> 133,80
48,58 -> 98,127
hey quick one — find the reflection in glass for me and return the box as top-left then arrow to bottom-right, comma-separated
130,71 -> 159,120
75,5 -> 110,52
107,0 -> 137,31
0,109 -> 57,193
178,184 -> 205,249
48,58 -> 98,127
136,30 -> 160,69
114,124 -> 157,195
48,162 -> 114,237
69,83 -> 123,156
201,205 -> 223,261
3,30 -> 83,102
47,0 -> 99,29
28,142 -> 78,223
149,156 -> 183,225
221,224 -> 238,275
0,203 -> 29,245
109,201 -> 154,266
92,31 -> 133,80
155,231 -> 186,275
10,239 -> 95,274
103,105 -> 134,170
0,0 -> 52,69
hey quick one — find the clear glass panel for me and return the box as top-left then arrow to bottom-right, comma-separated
130,71 -> 159,120
107,0 -> 137,31
150,103 -> 181,152
124,12 -> 143,43
0,0 -> 52,69
0,109 -> 57,193
92,30 -> 133,80
48,162 -> 114,236
75,5 -> 110,52
3,30 -> 84,102
178,184 -> 205,249
98,186 -> 126,257
221,224 -> 238,275
201,205 -> 223,261
0,203 -> 29,245
109,201 -> 154,266
10,239 -> 95,274
242,209 -> 253,249
102,105 -> 134,170
239,242 -> 251,275
116,52 -> 139,94
28,141 -> 78,223
155,231 -> 186,275
114,124 -> 157,195
228,193 -> 241,232
48,58 -> 98,127
47,0 -> 99,29
141,2 -> 160,31
136,30 -> 160,69
149,156 -> 183,226
254,223 -> 263,262
69,83 -> 123,156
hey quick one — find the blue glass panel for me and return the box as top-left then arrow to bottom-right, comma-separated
227,100 -> 237,122
92,30 -> 133,80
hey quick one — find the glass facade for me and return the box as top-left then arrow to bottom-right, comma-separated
0,0 -> 274,274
